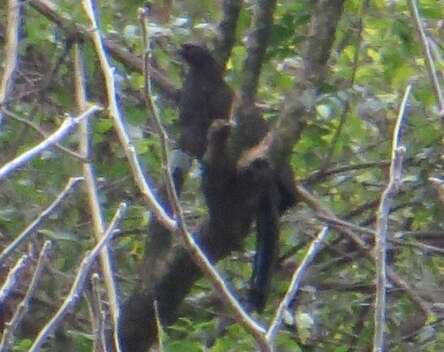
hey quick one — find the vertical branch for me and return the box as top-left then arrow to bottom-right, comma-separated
373,84 -> 411,352
214,0 -> 243,67
240,0 -> 277,104
138,7 -> 178,217
89,273 -> 108,352
0,0 -> 22,124
320,0 -> 370,170
73,41 -> 123,352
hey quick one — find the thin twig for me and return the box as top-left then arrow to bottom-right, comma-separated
373,84 -> 411,352
138,7 -> 178,217
0,105 -> 100,181
28,0 -> 180,102
89,273 -> 108,352
267,227 -> 330,344
319,214 -> 444,255
0,0 -> 22,124
407,0 -> 444,113
81,0 -> 176,231
73,41 -> 122,352
304,160 -> 390,185
0,241 -> 52,352
153,300 -> 164,352
1,107 -> 86,161
320,0 -> 369,171
0,177 -> 83,265
28,202 -> 127,352
295,183 -> 431,315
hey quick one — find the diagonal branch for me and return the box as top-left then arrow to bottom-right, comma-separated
28,203 -> 127,352
81,0 -> 176,231
0,177 -> 83,265
0,241 -> 52,352
407,0 -> 444,115
0,105 -> 100,182
28,0 -> 179,102
267,227 -> 330,344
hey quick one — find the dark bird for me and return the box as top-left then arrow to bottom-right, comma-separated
171,44 -> 234,195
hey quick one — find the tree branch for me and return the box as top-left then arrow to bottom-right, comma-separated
373,84 -> 411,352
214,0 -> 243,67
0,0 -> 22,125
28,202 -> 127,352
28,0 -> 180,103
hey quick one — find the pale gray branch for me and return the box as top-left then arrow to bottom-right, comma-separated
0,255 -> 31,306
73,41 -> 123,352
0,241 -> 52,352
0,177 -> 83,265
28,202 -> 127,352
81,0 -> 176,232
373,84 -> 411,352
408,0 -> 444,114
0,105 -> 100,181
267,227 -> 330,344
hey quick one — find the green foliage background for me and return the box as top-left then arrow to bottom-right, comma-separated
0,0 -> 444,351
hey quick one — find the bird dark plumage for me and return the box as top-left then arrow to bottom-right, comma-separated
177,44 -> 234,159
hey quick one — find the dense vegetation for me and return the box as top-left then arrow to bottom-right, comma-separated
0,0 -> 443,351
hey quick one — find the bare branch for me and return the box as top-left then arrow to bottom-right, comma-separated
1,107 -> 86,161
373,84 -> 411,352
0,241 -> 52,352
0,105 -> 100,181
153,301 -> 164,352
0,255 -> 31,306
89,273 -> 108,352
214,0 -> 243,68
240,0 -> 277,104
407,0 -> 444,114
0,177 -> 83,265
295,183 -> 431,315
81,0 -> 176,232
271,0 -> 345,163
138,8 -> 178,217
304,160 -> 390,185
0,0 -> 22,124
267,227 -> 330,344
73,41 -> 123,352
28,202 -> 127,352
28,0 -> 180,102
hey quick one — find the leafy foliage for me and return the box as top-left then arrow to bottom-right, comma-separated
1,0 -> 444,351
